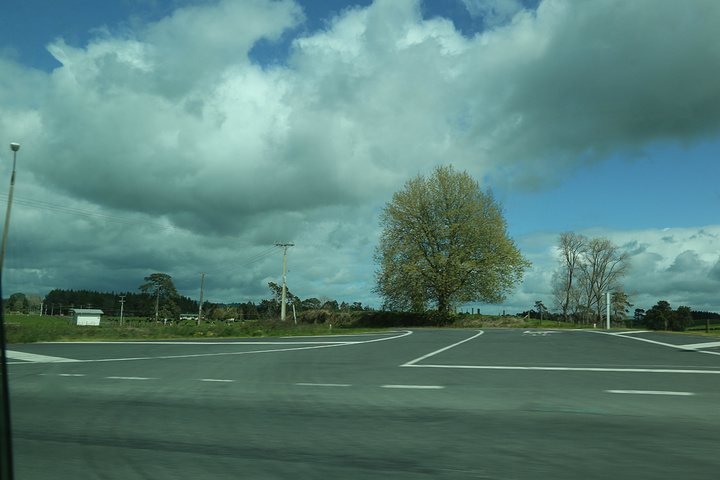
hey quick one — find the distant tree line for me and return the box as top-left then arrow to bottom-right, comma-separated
41,289 -> 198,318
5,274 -> 372,321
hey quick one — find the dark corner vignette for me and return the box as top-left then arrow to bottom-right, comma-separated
0,278 -> 13,480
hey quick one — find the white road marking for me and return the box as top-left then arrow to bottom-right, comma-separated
105,376 -> 154,380
606,390 -> 695,396
402,330 -> 484,366
200,379 -> 234,383
6,351 -> 80,363
281,332 -> 403,339
403,364 -> 720,374
679,341 -> 720,350
8,331 -> 414,365
381,385 -> 445,389
295,383 -> 352,387
60,341 -> 359,345
58,373 -> 85,377
591,330 -> 720,356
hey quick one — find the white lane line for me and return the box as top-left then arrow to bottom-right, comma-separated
61,341 -> 360,345
9,331 -> 414,365
281,332 -> 403,339
6,351 -> 80,363
679,341 -> 720,350
58,373 -> 85,377
105,376 -> 154,380
402,330 -> 484,366
606,390 -> 695,396
591,331 -> 720,356
200,378 -> 234,383
381,385 -> 445,389
403,364 -> 720,374
295,383 -> 352,387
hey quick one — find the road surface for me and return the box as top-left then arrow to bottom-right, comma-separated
7,328 -> 720,479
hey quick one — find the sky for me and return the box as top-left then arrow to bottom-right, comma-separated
1,0 -> 719,315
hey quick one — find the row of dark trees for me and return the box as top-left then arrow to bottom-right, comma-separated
520,299 -> 717,332
42,289 -> 198,318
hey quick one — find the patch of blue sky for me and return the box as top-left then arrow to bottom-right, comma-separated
500,138 -> 720,236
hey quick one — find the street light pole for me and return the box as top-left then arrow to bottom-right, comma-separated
0,143 -> 20,273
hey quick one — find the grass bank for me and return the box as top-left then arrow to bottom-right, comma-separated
2,314 -> 379,344
2,312 -> 582,344
9,311 -> 715,344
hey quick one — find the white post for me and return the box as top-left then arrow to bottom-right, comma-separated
606,292 -> 611,329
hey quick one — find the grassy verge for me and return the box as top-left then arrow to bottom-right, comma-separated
2,315 -> 377,344
8,312 -> 717,344
3,312 -> 553,343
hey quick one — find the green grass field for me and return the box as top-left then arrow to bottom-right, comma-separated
1,314 -> 370,344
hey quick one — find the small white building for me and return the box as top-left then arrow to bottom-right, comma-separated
72,308 -> 104,326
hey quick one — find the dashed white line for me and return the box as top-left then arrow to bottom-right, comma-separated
200,378 -> 234,383
105,376 -> 154,381
381,385 -> 445,390
295,383 -> 352,387
606,390 -> 695,396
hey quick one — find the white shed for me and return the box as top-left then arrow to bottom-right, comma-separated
72,308 -> 104,326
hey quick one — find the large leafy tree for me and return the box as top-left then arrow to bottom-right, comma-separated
374,165 -> 530,314
5,293 -> 28,313
139,273 -> 179,320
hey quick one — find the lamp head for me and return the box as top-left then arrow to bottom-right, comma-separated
10,143 -> 20,152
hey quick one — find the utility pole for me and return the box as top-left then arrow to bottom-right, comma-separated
275,243 -> 294,321
119,295 -> 126,326
198,273 -> 206,326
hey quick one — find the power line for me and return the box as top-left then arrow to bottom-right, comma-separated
204,246 -> 282,274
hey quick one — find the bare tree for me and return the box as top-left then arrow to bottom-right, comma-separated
552,232 -> 587,322
578,237 -> 630,323
553,234 -> 631,324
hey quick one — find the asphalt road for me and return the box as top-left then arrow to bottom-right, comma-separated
6,328 -> 720,479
